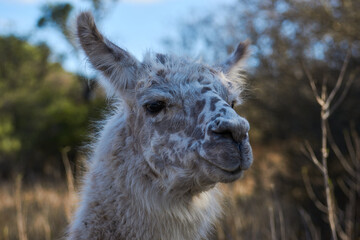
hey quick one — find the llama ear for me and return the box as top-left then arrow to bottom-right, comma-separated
219,41 -> 249,73
77,12 -> 141,91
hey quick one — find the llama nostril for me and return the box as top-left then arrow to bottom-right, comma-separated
216,130 -> 233,140
211,122 -> 235,141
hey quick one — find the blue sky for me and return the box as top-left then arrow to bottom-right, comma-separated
0,0 -> 235,73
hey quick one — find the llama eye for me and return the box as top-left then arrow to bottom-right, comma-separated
145,101 -> 166,114
231,101 -> 236,108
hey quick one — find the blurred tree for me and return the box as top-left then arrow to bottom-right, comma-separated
0,35 -> 105,179
168,0 -> 360,143
36,0 -> 121,104
167,0 -> 360,239
37,3 -> 74,46
37,0 -> 120,50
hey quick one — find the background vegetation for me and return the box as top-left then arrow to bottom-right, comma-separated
0,0 -> 359,239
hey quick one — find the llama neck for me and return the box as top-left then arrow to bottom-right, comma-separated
69,113 -> 223,240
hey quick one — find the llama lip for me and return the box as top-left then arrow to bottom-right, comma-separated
220,165 -> 244,183
237,138 -> 253,170
199,138 -> 246,173
204,155 -> 243,174
212,140 -> 252,174
223,165 -> 243,175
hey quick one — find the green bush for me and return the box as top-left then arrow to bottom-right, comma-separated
0,35 -> 105,178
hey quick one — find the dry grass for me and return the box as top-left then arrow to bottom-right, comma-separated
0,180 -> 77,240
0,147 -> 285,240
2,144 -> 353,240
0,180 -> 282,240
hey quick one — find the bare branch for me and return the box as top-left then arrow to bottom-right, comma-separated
302,62 -> 324,106
278,206 -> 286,240
321,76 -> 328,102
326,176 -> 339,240
336,222 -> 348,240
344,188 -> 356,240
344,175 -> 356,190
327,123 -> 356,177
353,127 -> 360,197
302,141 -> 325,173
337,178 -> 351,197
325,48 -> 351,108
302,168 -> 328,213
344,130 -> 356,166
303,49 -> 354,240
351,125 -> 360,166
299,208 -> 321,240
272,190 -> 286,240
329,73 -> 356,116
269,206 -> 277,240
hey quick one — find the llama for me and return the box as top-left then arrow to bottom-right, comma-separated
68,12 -> 253,240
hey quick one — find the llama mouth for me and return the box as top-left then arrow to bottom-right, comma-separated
216,166 -> 244,176
227,165 -> 243,174
237,138 -> 253,170
212,142 -> 252,174
215,160 -> 244,175
199,139 -> 250,174
217,163 -> 244,183
204,155 -> 244,175
199,133 -> 252,176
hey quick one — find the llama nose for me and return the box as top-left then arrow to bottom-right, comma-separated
211,116 -> 250,143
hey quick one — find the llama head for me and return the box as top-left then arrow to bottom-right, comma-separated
77,12 -> 252,197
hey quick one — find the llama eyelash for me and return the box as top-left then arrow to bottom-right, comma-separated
144,101 -> 166,114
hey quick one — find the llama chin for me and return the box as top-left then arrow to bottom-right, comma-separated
68,11 -> 253,240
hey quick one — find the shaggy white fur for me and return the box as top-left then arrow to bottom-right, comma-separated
68,11 -> 252,240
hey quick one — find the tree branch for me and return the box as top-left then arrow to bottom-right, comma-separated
302,167 -> 328,213
299,208 -> 321,240
327,123 -> 356,177
344,130 -> 356,166
302,141 -> 325,173
329,73 -> 356,116
325,48 -> 351,108
302,62 -> 324,106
